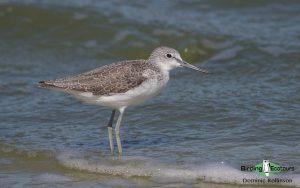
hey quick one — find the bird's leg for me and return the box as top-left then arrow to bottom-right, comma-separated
107,110 -> 116,155
115,107 -> 125,156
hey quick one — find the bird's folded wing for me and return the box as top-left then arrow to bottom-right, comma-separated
40,60 -> 149,96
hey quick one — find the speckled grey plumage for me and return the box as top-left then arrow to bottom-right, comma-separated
39,59 -> 161,96
38,46 -> 208,155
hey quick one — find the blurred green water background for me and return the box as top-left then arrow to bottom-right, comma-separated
0,1 -> 299,187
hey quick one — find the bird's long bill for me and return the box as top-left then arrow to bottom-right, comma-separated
180,61 -> 210,74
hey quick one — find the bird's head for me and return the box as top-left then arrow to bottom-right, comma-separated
149,46 -> 209,73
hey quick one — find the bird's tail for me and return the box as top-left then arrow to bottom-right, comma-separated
38,80 -> 55,88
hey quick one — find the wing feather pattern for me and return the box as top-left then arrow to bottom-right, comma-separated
39,60 -> 156,96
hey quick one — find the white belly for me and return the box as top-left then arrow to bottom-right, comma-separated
74,76 -> 169,109
97,77 -> 168,109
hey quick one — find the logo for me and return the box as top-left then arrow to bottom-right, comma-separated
241,160 -> 294,177
263,160 -> 271,176
241,160 -> 295,184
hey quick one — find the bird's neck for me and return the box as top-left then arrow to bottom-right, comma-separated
150,61 -> 174,77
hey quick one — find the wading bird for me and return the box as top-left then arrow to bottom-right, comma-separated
39,46 -> 209,155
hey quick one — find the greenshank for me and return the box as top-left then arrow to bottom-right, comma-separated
39,46 -> 209,155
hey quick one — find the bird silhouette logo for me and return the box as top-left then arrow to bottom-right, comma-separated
263,160 -> 271,176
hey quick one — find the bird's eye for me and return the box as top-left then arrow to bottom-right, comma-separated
166,53 -> 172,58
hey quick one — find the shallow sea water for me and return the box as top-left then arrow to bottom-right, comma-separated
0,0 -> 300,187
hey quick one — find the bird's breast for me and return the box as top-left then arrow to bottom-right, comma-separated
94,71 -> 169,109
143,68 -> 169,93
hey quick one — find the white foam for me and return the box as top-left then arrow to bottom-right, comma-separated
57,151 -> 159,177
57,151 -> 300,187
